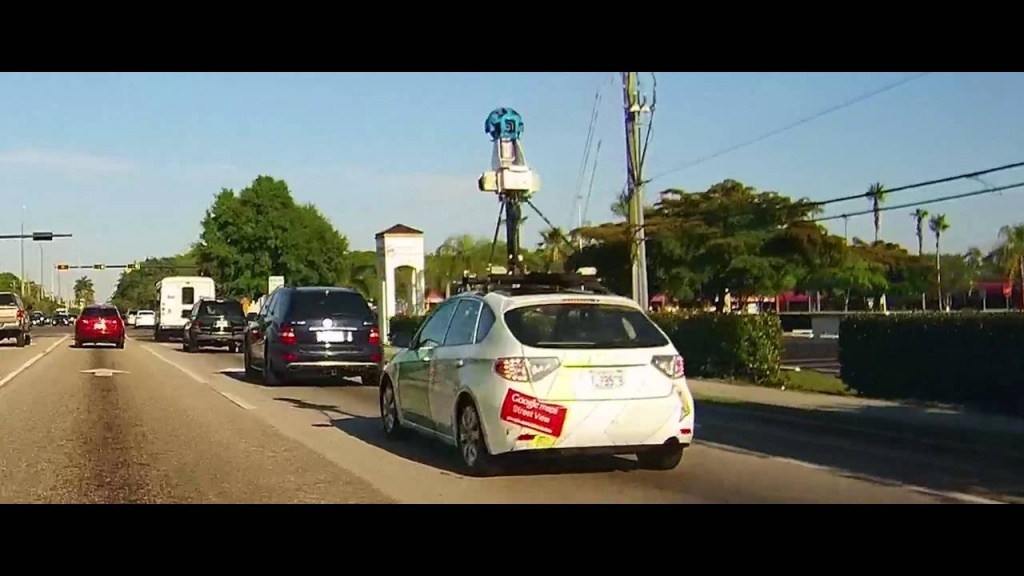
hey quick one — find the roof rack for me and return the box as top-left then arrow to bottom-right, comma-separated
457,266 -> 612,296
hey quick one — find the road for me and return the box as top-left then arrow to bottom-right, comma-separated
0,326 -> 1017,504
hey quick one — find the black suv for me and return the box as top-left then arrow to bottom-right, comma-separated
182,297 -> 247,353
242,286 -> 382,386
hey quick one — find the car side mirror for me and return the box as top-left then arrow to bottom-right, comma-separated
390,331 -> 413,349
246,312 -> 258,322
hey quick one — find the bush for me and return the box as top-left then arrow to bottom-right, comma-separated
384,310 -> 785,387
652,312 -> 784,386
839,313 -> 1024,415
388,314 -> 426,340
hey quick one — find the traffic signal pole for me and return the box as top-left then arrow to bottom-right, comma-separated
0,231 -> 73,299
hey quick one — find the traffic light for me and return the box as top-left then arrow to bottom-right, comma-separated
93,263 -> 105,270
126,262 -> 140,270
56,263 -> 69,271
31,231 -> 54,241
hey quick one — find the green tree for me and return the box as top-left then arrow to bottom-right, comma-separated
110,252 -> 197,311
995,223 -> 1024,309
73,276 -> 95,306
193,175 -> 352,298
929,213 -> 951,310
577,179 -> 823,309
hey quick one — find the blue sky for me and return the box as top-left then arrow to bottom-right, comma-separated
2,71 -> 1023,300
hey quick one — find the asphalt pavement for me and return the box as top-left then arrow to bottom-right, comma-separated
0,325 -> 1016,503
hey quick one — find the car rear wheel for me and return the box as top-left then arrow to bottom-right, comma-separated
116,340 -> 125,349
14,333 -> 25,348
636,444 -> 685,471
457,401 -> 497,477
262,346 -> 283,386
361,369 -> 381,387
243,345 -> 258,380
380,378 -> 406,440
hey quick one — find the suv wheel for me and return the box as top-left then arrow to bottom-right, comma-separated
262,346 -> 283,386
14,333 -> 25,348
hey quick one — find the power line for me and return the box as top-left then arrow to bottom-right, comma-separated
646,72 -> 931,183
808,181 -> 1024,223
809,161 -> 1024,208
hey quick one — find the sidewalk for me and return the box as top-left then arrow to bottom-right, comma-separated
688,378 -> 1024,437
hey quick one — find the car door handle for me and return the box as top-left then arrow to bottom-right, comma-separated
455,359 -> 464,368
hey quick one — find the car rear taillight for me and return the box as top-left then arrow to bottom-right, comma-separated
369,325 -> 380,345
16,309 -> 24,320
652,355 -> 685,379
493,357 -> 560,382
278,323 -> 297,345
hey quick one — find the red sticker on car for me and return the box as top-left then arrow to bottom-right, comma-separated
499,390 -> 568,437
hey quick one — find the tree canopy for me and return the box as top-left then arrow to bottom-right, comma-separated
192,176 -> 353,299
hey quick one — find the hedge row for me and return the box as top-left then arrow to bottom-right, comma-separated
387,310 -> 783,387
839,313 -> 1024,415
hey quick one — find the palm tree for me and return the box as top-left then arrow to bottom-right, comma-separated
995,223 -> 1024,309
610,190 -> 630,220
73,276 -> 95,306
911,208 -> 929,255
912,208 -> 929,309
537,227 -> 574,272
867,182 -> 886,243
928,214 -> 950,311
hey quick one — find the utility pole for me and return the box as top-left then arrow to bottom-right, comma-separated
39,244 -> 45,299
622,72 -> 651,309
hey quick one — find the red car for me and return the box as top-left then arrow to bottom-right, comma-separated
74,304 -> 126,348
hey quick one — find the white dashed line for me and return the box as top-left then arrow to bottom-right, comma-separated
142,344 -> 256,411
0,335 -> 69,390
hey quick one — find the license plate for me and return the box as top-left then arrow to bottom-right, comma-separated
215,320 -> 228,329
592,370 -> 623,389
316,330 -> 351,343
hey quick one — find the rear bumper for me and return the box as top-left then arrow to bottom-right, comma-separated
194,332 -> 243,345
275,347 -> 383,375
76,332 -> 124,343
482,393 -> 695,456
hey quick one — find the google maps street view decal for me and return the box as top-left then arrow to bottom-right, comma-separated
500,390 -> 568,437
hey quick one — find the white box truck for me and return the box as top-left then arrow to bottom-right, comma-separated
154,276 -> 216,341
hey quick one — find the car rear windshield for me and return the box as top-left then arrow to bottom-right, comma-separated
82,307 -> 120,318
288,290 -> 372,320
503,303 -> 669,349
198,300 -> 245,318
0,294 -> 17,306
137,310 -> 154,316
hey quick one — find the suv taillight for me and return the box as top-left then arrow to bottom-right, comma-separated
369,325 -> 380,345
279,323 -> 297,345
16,309 -> 24,320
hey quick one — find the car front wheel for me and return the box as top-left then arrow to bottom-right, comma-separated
380,378 -> 406,440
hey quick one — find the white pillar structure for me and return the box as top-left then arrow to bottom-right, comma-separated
375,224 -> 426,343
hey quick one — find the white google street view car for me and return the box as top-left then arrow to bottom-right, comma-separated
380,270 -> 695,476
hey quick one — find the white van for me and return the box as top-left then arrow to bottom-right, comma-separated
154,276 -> 216,341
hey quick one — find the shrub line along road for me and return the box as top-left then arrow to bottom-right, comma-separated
0,326 -> 1021,504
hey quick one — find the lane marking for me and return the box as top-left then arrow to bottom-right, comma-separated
141,345 -> 256,411
697,439 -> 1007,504
219,391 -> 257,410
0,335 -> 69,389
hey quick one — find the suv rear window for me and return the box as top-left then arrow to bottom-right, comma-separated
288,290 -> 372,320
82,307 -> 120,318
504,303 -> 669,349
198,300 -> 245,318
0,294 -> 18,306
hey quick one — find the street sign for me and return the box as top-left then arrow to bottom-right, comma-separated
31,232 -> 54,241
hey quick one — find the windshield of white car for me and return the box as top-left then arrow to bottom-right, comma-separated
504,303 -> 669,349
